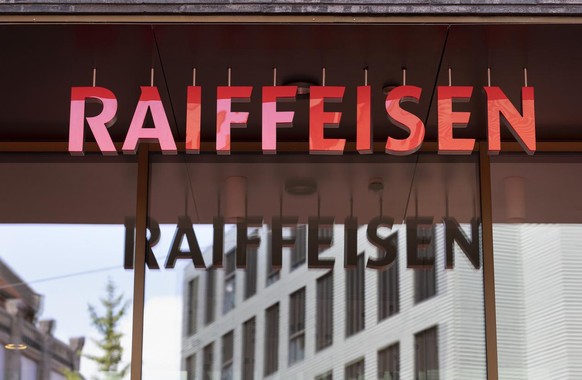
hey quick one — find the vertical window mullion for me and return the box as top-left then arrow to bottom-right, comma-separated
479,145 -> 498,380
130,145 -> 149,380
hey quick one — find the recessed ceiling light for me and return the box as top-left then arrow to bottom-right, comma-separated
368,177 -> 384,192
285,178 -> 317,196
5,343 -> 27,350
382,84 -> 399,95
283,81 -> 318,97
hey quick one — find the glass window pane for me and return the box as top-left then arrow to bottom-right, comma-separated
378,255 -> 399,320
0,155 -> 136,380
50,372 -> 66,380
264,303 -> 280,376
415,327 -> 439,380
203,343 -> 214,380
315,370 -> 333,380
187,278 -> 199,336
21,356 -> 39,380
378,342 -> 400,380
144,154 -> 485,380
185,354 -> 196,380
491,155 -> 582,379
316,272 -> 333,351
345,358 -> 365,380
0,347 -> 4,380
242,317 -> 255,380
346,254 -> 366,336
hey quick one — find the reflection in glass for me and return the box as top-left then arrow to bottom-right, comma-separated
223,251 -> 236,315
205,269 -> 216,325
185,354 -> 195,380
290,226 -> 307,270
413,223 -> 437,304
186,278 -> 198,336
203,342 -> 213,380
288,288 -> 306,365
20,356 -> 39,379
245,247 -> 258,299
346,254 -> 366,337
492,155 -> 582,380
316,272 -> 333,351
415,326 -> 439,380
146,155 -> 485,380
378,342 -> 400,380
221,331 -> 234,380
345,358 -> 365,380
265,232 -> 280,286
242,317 -> 256,380
264,303 -> 280,376
315,370 -> 333,380
0,156 -> 136,380
378,255 -> 399,320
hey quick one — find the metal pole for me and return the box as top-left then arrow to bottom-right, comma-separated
479,142 -> 499,380
130,144 -> 150,380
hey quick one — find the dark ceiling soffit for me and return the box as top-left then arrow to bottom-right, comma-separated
4,3 -> 582,16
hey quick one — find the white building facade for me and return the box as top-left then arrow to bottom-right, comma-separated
181,222 -> 486,380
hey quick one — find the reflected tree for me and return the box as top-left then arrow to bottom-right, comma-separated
86,278 -> 130,380
64,369 -> 83,380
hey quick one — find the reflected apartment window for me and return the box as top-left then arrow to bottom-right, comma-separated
318,224 -> 334,253
203,342 -> 214,380
264,303 -> 280,376
414,224 -> 436,303
242,317 -> 256,380
415,326 -> 439,380
245,246 -> 258,299
378,342 -> 400,380
345,358 -> 365,380
346,254 -> 365,337
0,343 -> 4,380
185,354 -> 196,380
289,287 -> 306,365
316,271 -> 333,351
205,268 -> 216,325
315,370 -> 333,380
266,231 -> 280,286
222,331 -> 234,380
378,255 -> 399,320
187,278 -> 199,336
290,225 -> 307,270
223,250 -> 236,314
50,372 -> 66,380
20,355 -> 39,380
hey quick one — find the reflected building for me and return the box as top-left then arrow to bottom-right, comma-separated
0,260 -> 84,380
181,223 -> 486,379
494,224 -> 582,380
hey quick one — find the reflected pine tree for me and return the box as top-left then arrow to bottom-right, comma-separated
86,278 -> 130,380
64,368 -> 83,380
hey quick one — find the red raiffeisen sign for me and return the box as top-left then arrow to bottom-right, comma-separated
68,85 -> 535,155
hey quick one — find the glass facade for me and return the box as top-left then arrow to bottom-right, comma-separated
3,148 -> 582,380
492,155 -> 582,380
139,154 -> 484,379
0,155 -> 136,379
3,21 -> 582,380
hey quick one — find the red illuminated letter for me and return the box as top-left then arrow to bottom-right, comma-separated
356,86 -> 372,154
309,86 -> 345,154
385,86 -> 424,155
485,86 -> 536,155
122,87 -> 177,154
185,86 -> 202,154
216,86 -> 253,155
262,86 -> 296,154
69,87 -> 118,155
438,86 -> 474,154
